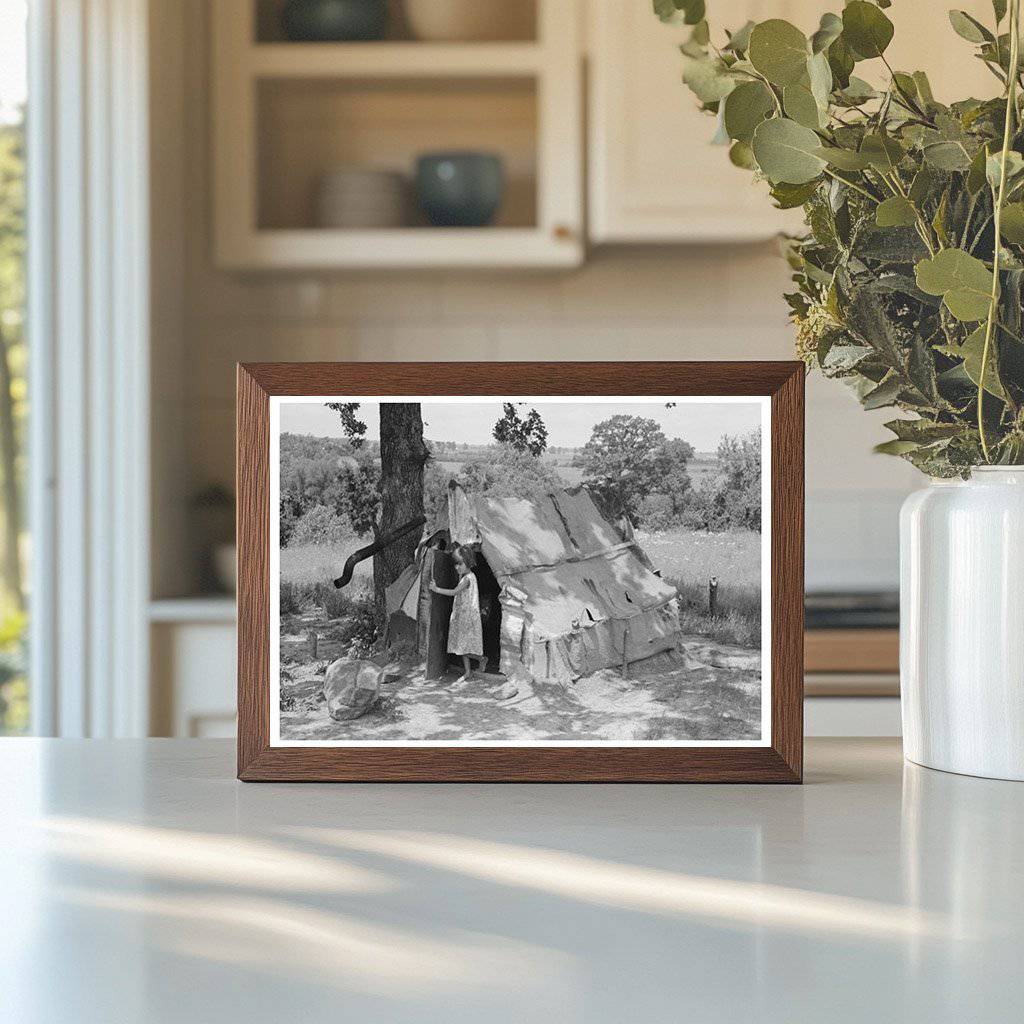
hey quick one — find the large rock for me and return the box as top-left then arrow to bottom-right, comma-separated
323,658 -> 384,722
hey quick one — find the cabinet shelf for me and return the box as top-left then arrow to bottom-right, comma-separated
248,42 -> 544,79
218,226 -> 578,270
212,0 -> 582,269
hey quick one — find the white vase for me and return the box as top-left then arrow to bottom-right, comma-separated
900,467 -> 1024,780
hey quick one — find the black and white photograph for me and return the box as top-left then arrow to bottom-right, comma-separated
270,396 -> 770,746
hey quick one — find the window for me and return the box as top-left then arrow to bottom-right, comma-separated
0,0 -> 28,734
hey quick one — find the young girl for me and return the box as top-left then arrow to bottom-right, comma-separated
429,544 -> 484,684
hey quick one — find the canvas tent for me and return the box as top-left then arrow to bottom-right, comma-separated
386,482 -> 681,682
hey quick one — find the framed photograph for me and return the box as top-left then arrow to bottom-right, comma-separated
237,362 -> 803,782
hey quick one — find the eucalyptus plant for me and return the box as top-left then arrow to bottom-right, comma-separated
659,0 -> 1024,474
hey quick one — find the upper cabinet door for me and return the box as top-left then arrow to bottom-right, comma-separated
587,1 -> 1003,245
588,1 -> 811,243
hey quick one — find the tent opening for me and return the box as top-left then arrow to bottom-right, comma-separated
474,551 -> 503,673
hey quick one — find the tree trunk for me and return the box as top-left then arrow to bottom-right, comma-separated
0,326 -> 22,609
373,403 -> 427,622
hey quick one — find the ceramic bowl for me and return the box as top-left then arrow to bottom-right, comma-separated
403,0 -> 534,42
415,152 -> 505,227
280,0 -> 388,42
315,167 -> 409,228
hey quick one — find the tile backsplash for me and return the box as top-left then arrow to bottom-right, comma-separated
169,247 -> 917,595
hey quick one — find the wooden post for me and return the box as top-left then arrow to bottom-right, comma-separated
621,620 -> 629,679
426,548 -> 458,680
308,628 -> 319,660
708,577 -> 718,618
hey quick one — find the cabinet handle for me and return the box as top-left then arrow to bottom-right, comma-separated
553,224 -> 574,241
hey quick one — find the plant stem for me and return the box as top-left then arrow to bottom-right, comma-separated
979,0 -> 1021,463
821,167 -> 879,203
880,54 -> 930,120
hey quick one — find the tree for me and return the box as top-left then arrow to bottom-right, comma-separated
0,116 -> 25,610
682,429 -> 762,532
329,402 -> 428,619
459,444 -> 564,501
658,437 -> 696,514
492,403 -> 548,456
325,402 -> 366,448
715,429 -> 762,531
574,415 -> 672,520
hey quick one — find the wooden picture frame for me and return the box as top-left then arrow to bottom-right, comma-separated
237,362 -> 804,782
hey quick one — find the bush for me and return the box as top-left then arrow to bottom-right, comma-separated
313,579 -> 352,620
458,444 -> 565,501
637,493 -> 678,532
280,579 -> 304,616
319,587 -> 381,657
290,504 -> 350,547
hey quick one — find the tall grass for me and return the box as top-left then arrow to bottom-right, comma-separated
669,574 -> 760,648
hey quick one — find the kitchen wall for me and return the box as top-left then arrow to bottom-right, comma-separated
151,0 -> 919,600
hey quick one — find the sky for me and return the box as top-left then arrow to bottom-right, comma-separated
279,398 -> 763,452
0,1 -> 26,124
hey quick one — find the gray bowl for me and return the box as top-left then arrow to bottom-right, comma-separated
415,152 -> 505,228
280,0 -> 388,42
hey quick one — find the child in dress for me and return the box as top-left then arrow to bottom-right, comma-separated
429,544 -> 484,684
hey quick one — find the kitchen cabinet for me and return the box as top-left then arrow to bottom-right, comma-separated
587,0 -> 999,244
211,0 -> 583,269
587,1 -> 812,243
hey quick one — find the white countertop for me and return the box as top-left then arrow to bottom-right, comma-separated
1,738 -> 1021,1023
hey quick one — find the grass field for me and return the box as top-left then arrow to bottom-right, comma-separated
280,538 -> 374,598
639,528 -> 761,648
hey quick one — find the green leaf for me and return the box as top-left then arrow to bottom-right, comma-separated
862,375 -> 902,410
723,81 -> 775,143
856,226 -> 929,263
752,117 -> 827,184
689,20 -> 710,46
959,324 -> 1007,398
748,19 -> 810,87
827,35 -> 855,89
932,190 -> 950,246
842,1 -> 894,60
909,165 -> 936,205
814,145 -> 872,170
860,133 -> 905,172
807,51 -> 833,110
892,72 -> 919,102
710,108 -> 730,145
810,12 -> 843,54
915,249 -> 994,321
923,141 -> 973,171
875,196 -> 918,228
783,83 -> 822,128
948,10 -> 993,44
836,75 -> 877,104
885,419 -> 963,443
724,20 -> 755,53
728,140 -> 758,170
654,0 -> 705,25
967,143 -> 993,193
912,71 -> 935,105
770,179 -> 820,209
874,439 -> 922,456
986,150 -> 1024,190
653,0 -> 676,23
681,55 -> 736,103
994,0 -> 1008,24
1000,202 -> 1024,242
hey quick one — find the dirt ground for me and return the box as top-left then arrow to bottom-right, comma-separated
278,638 -> 762,743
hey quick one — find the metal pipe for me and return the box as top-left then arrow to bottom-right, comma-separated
333,515 -> 426,588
